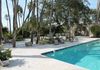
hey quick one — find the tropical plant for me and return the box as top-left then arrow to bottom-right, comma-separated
16,5 -> 23,27
2,0 -> 95,46
44,0 -> 90,39
0,48 -> 12,61
90,25 -> 100,37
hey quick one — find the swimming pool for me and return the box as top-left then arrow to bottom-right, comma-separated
43,40 -> 100,70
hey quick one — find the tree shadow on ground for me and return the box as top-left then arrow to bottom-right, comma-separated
7,59 -> 25,67
13,55 -> 49,59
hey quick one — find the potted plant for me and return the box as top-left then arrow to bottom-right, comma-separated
0,45 -> 12,66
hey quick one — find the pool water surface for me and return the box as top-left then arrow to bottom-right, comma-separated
43,40 -> 100,70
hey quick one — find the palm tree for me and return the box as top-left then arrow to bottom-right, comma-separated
16,5 -> 23,27
43,0 -> 54,40
14,0 -> 33,38
23,0 -> 36,44
0,0 -> 2,45
36,0 -> 46,44
5,0 -> 11,33
23,0 -> 32,24
49,0 -> 54,39
24,0 -> 46,44
36,0 -> 40,44
31,0 -> 36,44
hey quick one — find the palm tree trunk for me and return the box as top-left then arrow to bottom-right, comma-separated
30,30 -> 34,44
6,0 -> 11,33
30,0 -> 36,44
0,0 -> 2,45
49,0 -> 54,39
36,0 -> 46,44
12,0 -> 17,48
36,0 -> 40,44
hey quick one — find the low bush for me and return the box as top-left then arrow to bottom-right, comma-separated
0,46 -> 12,61
16,35 -> 24,41
90,25 -> 100,37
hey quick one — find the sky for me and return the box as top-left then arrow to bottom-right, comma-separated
2,0 -> 97,30
88,0 -> 97,9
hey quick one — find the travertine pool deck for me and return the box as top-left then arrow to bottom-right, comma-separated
0,37 -> 99,70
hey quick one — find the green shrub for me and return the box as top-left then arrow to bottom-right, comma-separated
0,46 -> 12,61
91,25 -> 100,37
17,28 -> 30,38
6,33 -> 13,39
4,32 -> 24,41
3,33 -> 13,40
16,35 -> 24,41
2,27 -> 9,34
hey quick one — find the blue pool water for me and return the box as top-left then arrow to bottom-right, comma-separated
43,40 -> 100,70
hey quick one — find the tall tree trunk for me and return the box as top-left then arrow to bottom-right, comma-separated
30,0 -> 35,44
6,0 -> 11,33
12,0 -> 17,48
49,0 -> 54,40
36,0 -> 45,44
36,0 -> 40,44
0,0 -> 2,45
30,30 -> 34,44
